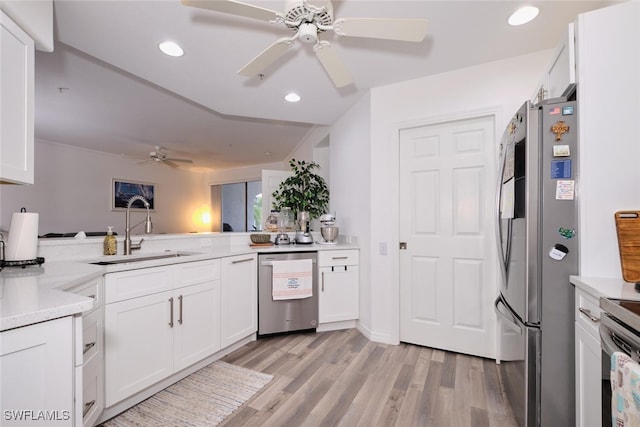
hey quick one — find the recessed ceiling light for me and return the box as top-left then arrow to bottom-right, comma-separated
159,41 -> 184,57
285,92 -> 301,103
508,6 -> 539,26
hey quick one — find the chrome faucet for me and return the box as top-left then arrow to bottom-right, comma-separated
124,195 -> 153,255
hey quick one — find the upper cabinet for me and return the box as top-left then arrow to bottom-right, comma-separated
0,11 -> 34,184
532,23 -> 576,104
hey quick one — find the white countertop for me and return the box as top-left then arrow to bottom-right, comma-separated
570,275 -> 640,301
0,262 -> 102,331
0,239 -> 358,332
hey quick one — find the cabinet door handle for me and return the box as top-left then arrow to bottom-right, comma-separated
321,271 -> 325,292
83,342 -> 96,354
169,297 -> 174,327
178,295 -> 183,325
83,400 -> 96,417
232,257 -> 254,264
578,307 -> 600,323
88,294 -> 96,299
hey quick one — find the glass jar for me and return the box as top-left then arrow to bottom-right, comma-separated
265,210 -> 279,232
281,207 -> 294,231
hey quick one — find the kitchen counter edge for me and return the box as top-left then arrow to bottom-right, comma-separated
570,275 -> 640,301
0,243 -> 359,331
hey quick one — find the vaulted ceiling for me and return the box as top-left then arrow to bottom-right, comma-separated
34,0 -> 615,170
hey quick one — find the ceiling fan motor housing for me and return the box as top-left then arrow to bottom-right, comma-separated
284,0 -> 333,31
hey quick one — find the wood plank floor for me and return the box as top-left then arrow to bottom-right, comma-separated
219,329 -> 518,427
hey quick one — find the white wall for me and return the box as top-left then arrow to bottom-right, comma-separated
359,50 -> 552,344
0,140 -> 211,235
576,1 -> 640,278
330,92 -> 372,334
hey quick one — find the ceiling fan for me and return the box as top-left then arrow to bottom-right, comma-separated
138,146 -> 194,168
181,0 -> 428,87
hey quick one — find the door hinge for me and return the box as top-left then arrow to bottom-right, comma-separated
399,242 -> 407,250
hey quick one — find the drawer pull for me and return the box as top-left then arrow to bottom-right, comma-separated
332,256 -> 348,260
232,258 -> 254,264
88,294 -> 96,299
83,400 -> 96,417
578,307 -> 600,323
83,342 -> 96,354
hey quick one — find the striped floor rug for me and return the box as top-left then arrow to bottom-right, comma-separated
101,361 -> 273,426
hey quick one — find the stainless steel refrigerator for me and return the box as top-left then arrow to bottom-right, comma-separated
494,97 -> 578,427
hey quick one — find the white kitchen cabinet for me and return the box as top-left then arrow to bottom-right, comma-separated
104,260 -> 220,407
318,250 -> 359,324
221,254 -> 257,348
105,289 -> 175,406
0,316 -> 74,426
68,276 -> 104,427
0,10 -> 34,184
173,281 -> 220,370
532,23 -> 575,104
574,287 -> 602,427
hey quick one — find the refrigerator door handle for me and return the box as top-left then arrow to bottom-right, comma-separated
494,296 -> 522,334
494,147 -> 512,288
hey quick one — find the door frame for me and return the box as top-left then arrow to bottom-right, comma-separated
387,107 -> 503,348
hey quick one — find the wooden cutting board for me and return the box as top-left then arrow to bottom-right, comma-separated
615,211 -> 640,282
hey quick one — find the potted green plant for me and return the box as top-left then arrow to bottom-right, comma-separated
272,159 -> 329,220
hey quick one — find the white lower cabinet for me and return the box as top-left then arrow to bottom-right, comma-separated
574,287 -> 602,427
318,250 -> 359,324
69,277 -> 104,427
104,260 -> 220,407
0,316 -> 74,426
220,254 -> 257,348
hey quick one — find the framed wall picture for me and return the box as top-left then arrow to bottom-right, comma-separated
112,179 -> 156,211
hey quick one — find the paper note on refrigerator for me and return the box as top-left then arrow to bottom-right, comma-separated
501,178 -> 515,218
555,180 -> 575,200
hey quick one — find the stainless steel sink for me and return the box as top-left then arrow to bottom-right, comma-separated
89,251 -> 197,266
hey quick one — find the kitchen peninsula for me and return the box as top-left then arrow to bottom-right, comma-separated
0,232 -> 359,426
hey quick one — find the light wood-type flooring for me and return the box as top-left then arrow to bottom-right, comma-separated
219,328 -> 518,427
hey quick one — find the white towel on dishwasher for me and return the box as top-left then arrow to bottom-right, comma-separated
271,259 -> 313,300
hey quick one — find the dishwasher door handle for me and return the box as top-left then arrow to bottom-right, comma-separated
261,259 -> 317,267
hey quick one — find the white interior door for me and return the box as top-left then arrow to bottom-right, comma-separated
399,115 -> 496,358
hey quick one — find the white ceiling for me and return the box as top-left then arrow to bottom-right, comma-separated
35,0 -> 616,170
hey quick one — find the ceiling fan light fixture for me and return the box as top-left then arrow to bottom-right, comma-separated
285,92 -> 301,102
508,6 -> 539,26
159,41 -> 184,57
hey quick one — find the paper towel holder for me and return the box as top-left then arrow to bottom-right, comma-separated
1,207 -> 45,269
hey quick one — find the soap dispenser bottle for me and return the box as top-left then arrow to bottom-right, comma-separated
104,226 -> 117,256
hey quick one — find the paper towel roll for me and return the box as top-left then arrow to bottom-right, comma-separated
5,212 -> 39,261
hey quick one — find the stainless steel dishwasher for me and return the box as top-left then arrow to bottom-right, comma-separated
258,251 -> 318,337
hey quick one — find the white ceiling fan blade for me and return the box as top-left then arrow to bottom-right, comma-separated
238,38 -> 295,77
314,42 -> 353,88
166,158 -> 194,164
334,18 -> 428,42
180,0 -> 280,22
